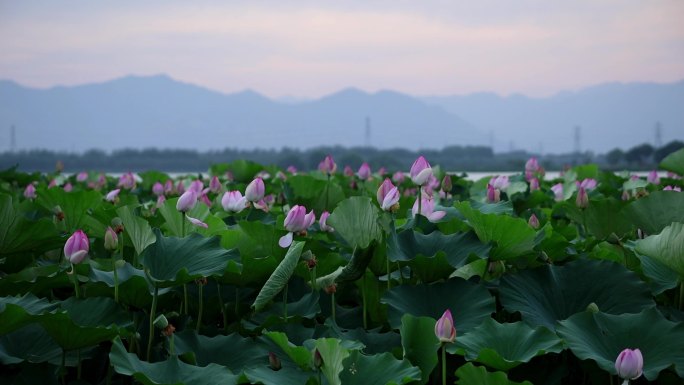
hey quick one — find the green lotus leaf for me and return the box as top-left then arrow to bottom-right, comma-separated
449,319 -> 563,371
455,363 -> 533,385
109,336 -> 239,385
381,278 -> 495,331
252,241 -> 305,312
556,308 -> 684,380
173,330 -> 268,371
0,293 -> 59,335
339,350 -> 422,385
387,229 -> 490,269
659,147 -> 684,175
630,247 -> 680,294
210,160 -> 265,183
35,188 -> 103,233
311,338 -> 364,385
327,196 -> 382,250
0,323 -> 61,365
400,314 -> 439,384
263,331 -> 315,369
285,174 -> 346,213
117,205 -> 156,256
624,191 -> 684,235
157,198 -> 211,238
634,222 -> 684,278
141,229 -> 241,287
499,259 -> 655,330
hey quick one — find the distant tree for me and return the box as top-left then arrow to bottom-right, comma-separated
654,140 -> 684,163
606,148 -> 624,165
625,143 -> 654,164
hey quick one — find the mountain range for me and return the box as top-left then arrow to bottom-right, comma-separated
1,74 -> 682,154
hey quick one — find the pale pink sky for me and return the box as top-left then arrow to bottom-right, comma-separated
1,0 -> 683,98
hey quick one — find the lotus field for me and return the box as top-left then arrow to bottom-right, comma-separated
2,149 -> 684,385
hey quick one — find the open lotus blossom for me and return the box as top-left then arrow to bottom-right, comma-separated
392,171 -> 405,184
118,172 -> 136,189
487,184 -> 500,203
615,348 -> 643,381
577,178 -> 597,190
222,191 -> 249,213
434,309 -> 456,343
245,177 -> 265,202
663,185 -> 682,192
550,183 -> 564,201
319,211 -> 334,232
357,163 -> 371,180
529,177 -> 540,192
64,229 -> 89,264
318,155 -> 337,175
412,196 -> 446,222
489,175 -> 510,190
528,214 -> 540,229
410,156 -> 432,186
576,187 -> 589,208
377,178 -> 400,211
647,170 -> 660,185
24,184 -> 36,199
186,215 -> 208,228
105,189 -> 121,202
278,205 -> 315,248
176,189 -> 198,212
76,172 -> 88,182
152,182 -> 164,196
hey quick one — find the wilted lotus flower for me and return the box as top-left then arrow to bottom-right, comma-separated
647,170 -> 660,185
152,182 -> 164,196
528,213 -> 540,229
663,185 -> 682,192
377,179 -> 400,211
221,191 -> 249,213
410,156 -> 432,186
279,205 -> 315,247
529,178 -> 540,192
245,177 -> 265,202
615,348 -> 643,381
486,184 -> 500,203
268,352 -> 282,371
343,165 -> 354,177
76,172 -> 88,182
104,226 -> 118,251
319,155 -> 337,175
105,189 -> 121,203
187,215 -> 208,228
319,211 -> 334,232
434,309 -> 456,343
118,172 -> 136,190
176,189 -> 198,212
412,196 -> 446,222
24,184 -> 37,200
64,229 -> 89,264
577,178 -> 597,190
550,183 -> 564,201
489,175 -> 510,190
357,163 -> 371,180
576,187 -> 589,208
392,171 -> 405,184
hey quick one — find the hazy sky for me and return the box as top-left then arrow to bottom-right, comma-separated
1,0 -> 683,98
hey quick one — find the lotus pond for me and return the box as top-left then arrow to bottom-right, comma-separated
1,149 -> 684,385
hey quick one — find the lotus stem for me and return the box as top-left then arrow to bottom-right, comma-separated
146,285 -> 159,361
216,282 -> 228,332
679,282 -> 684,310
331,291 -> 336,323
235,287 -> 240,316
441,344 -> 446,385
325,174 -> 330,211
169,333 -> 175,356
183,284 -> 188,315
112,251 -> 119,303
69,264 -> 81,299
418,188 -> 423,218
181,212 -> 186,237
283,283 -> 288,319
196,282 -> 204,332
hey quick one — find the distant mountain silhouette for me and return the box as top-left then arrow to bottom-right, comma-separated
0,75 -> 482,152
423,80 -> 684,153
1,74 -> 682,153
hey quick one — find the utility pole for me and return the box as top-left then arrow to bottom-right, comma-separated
654,121 -> 663,148
364,116 -> 371,147
10,125 -> 16,153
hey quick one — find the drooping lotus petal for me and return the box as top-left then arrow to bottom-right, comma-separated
187,215 -> 208,228
278,232 -> 294,248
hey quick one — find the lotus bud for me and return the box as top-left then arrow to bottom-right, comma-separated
199,193 -> 212,207
313,349 -> 323,369
576,187 -> 589,208
154,314 -> 169,329
152,182 -> 164,196
48,179 -> 58,189
64,229 -> 89,264
318,155 -> 337,175
441,175 -> 452,193
189,180 -> 203,194
118,172 -> 136,190
221,191 -> 249,213
176,180 -> 186,195
381,187 -> 400,212
76,172 -> 88,182
286,165 -> 297,174
525,157 -> 540,173
269,352 -> 282,371
486,184 -> 500,203
62,182 -> 73,192
434,309 -> 456,343
410,156 -> 432,186
343,165 -> 354,177
245,177 -> 265,202
392,171 -> 405,184
377,167 -> 387,177
104,226 -> 118,251
176,189 -> 198,213
647,170 -> 660,185
209,176 -> 221,193
105,188 -> 121,203
528,214 -> 540,229
156,195 -> 166,208
319,211 -> 334,232
357,163 -> 371,180
23,184 -> 37,200
550,183 -> 564,201
615,348 -> 643,380
529,178 -> 540,192
164,180 -> 174,195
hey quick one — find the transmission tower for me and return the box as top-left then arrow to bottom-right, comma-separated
654,121 -> 663,148
364,116 -> 371,147
573,126 -> 581,154
10,125 -> 16,153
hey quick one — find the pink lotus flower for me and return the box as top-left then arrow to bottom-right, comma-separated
76,172 -> 88,182
410,156 -> 432,186
63,183 -> 73,192
104,227 -> 118,251
64,229 -> 89,264
647,170 -> 660,185
187,216 -> 208,228
615,348 -> 643,380
152,182 -> 165,196
343,165 -> 354,177
489,175 -> 510,190
176,180 -> 186,195
377,179 -> 400,211
24,184 -> 37,199
279,205 -> 315,247
441,175 -> 452,193
528,214 -> 540,229
667,171 -> 681,179
663,185 -> 682,192
319,211 -> 334,232
176,189 -> 198,212
156,195 -> 166,208
199,193 -> 212,207
118,172 -> 136,190
621,190 -> 631,200
245,177 -> 265,202
525,157 -> 540,173
48,179 -> 58,189
392,171 -> 405,184
189,180 -> 204,194
434,309 -> 456,343
164,180 -> 174,195
576,187 -> 589,208
529,178 -> 540,192
550,183 -> 564,201
357,163 -> 371,180
487,184 -> 500,203
412,197 -> 446,222
577,178 -> 597,190
286,165 -> 298,174
105,189 -> 121,202
221,191 -> 249,213
377,167 -> 387,177
318,155 -> 337,175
